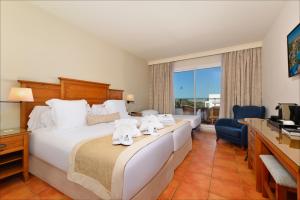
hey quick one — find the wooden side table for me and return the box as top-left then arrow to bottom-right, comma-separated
0,129 -> 29,181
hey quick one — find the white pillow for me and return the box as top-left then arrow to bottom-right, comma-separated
104,100 -> 129,118
40,109 -> 55,128
46,99 -> 88,130
142,109 -> 159,116
91,104 -> 109,115
27,106 -> 54,131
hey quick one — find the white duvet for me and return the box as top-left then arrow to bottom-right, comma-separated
30,123 -> 115,171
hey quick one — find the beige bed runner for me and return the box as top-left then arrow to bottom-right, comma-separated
67,120 -> 189,200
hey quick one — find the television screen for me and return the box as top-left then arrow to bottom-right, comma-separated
288,23 -> 300,77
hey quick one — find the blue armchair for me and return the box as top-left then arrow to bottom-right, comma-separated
215,105 -> 265,148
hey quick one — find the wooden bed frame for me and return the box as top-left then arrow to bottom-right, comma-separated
18,77 -> 123,128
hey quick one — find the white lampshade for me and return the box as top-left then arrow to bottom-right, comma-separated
126,94 -> 135,102
8,87 -> 34,102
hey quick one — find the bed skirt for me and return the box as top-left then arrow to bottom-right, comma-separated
29,154 -> 174,200
172,137 -> 192,169
29,136 -> 192,200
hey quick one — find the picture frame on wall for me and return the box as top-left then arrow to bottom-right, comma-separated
287,23 -> 300,77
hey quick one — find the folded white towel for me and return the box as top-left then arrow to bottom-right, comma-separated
112,119 -> 141,145
140,115 -> 164,135
158,114 -> 175,125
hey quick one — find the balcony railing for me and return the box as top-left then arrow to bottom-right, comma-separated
175,98 -> 221,122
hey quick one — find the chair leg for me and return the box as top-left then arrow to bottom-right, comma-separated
276,185 -> 287,200
244,151 -> 248,161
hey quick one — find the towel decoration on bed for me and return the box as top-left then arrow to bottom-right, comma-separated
112,118 -> 141,145
112,115 -> 175,145
157,114 -> 176,125
139,115 -> 164,135
68,119 -> 190,200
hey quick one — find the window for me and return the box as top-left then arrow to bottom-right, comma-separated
174,67 -> 221,118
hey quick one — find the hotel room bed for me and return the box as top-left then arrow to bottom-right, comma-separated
19,77 -> 193,200
30,123 -> 175,200
173,114 -> 201,129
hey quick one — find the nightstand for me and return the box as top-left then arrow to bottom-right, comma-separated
130,112 -> 142,117
0,129 -> 29,181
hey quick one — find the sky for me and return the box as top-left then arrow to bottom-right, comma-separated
174,67 -> 221,99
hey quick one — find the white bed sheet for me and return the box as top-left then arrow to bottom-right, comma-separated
30,123 -> 173,200
173,115 -> 201,129
30,123 -> 115,171
131,116 -> 192,152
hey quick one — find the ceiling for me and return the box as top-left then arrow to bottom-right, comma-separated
31,1 -> 285,61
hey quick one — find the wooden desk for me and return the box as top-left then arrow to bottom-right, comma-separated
246,119 -> 300,200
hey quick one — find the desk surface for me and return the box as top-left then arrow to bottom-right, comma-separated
246,118 -> 300,167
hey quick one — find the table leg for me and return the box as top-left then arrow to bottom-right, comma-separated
255,135 -> 263,192
297,172 -> 300,200
23,134 -> 29,182
255,134 -> 271,193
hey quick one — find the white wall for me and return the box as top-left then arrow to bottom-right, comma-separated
262,1 -> 300,117
0,1 -> 149,129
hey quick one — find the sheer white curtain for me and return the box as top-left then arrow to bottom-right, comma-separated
220,47 -> 262,118
149,62 -> 174,114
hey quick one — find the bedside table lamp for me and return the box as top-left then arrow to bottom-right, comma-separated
0,87 -> 34,134
126,94 -> 135,104
7,87 -> 34,102
0,87 -> 34,103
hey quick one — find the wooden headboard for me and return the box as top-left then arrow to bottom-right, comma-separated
59,77 -> 110,105
19,77 -> 123,128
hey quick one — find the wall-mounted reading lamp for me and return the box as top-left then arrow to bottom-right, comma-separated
126,94 -> 135,104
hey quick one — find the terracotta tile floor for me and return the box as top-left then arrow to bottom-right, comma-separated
0,175 -> 70,200
159,128 -> 268,200
0,128 -> 267,200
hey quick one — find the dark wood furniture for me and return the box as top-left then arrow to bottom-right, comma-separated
245,119 -> 300,200
0,129 -> 29,181
19,77 -> 124,129
248,126 -> 257,170
130,112 -> 142,117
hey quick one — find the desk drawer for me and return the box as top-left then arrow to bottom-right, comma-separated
0,135 -> 24,153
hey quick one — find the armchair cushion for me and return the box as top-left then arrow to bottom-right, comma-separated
215,126 -> 242,138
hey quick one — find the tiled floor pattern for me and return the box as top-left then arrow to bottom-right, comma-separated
0,128 -> 266,200
159,128 -> 267,200
0,175 -> 70,200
